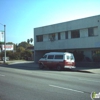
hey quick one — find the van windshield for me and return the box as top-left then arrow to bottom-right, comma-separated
42,55 -> 47,59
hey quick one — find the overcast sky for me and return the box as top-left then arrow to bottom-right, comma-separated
0,0 -> 100,44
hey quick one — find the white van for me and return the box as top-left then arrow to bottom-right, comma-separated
38,52 -> 75,70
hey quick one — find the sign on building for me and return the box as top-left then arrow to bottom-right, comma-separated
2,45 -> 14,51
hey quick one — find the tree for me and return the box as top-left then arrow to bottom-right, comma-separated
18,41 -> 32,49
6,42 -> 13,44
23,50 -> 33,60
15,44 -> 18,50
6,42 -> 16,50
16,46 -> 25,53
27,39 -> 30,44
30,38 -> 33,43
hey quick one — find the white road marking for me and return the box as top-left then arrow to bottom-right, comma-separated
49,84 -> 84,93
78,78 -> 100,83
0,74 -> 5,76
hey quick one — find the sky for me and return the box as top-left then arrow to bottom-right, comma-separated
0,0 -> 100,45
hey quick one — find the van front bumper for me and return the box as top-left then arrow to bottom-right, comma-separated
64,66 -> 76,69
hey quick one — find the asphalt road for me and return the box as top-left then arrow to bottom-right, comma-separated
0,62 -> 100,100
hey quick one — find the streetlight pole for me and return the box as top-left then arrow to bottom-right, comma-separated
0,23 -> 6,63
4,25 -> 6,63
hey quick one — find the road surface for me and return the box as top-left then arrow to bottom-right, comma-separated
0,63 -> 100,100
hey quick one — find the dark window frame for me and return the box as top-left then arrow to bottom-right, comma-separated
71,30 -> 80,38
58,32 -> 61,40
36,35 -> 43,42
88,27 -> 94,37
65,31 -> 68,39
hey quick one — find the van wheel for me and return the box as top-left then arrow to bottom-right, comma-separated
39,64 -> 44,69
56,65 -> 62,71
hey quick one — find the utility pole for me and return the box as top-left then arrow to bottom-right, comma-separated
4,25 -> 6,63
0,23 -> 6,64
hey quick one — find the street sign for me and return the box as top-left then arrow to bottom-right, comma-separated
0,31 -> 4,42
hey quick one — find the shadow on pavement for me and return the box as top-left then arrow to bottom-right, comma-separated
0,62 -> 39,70
0,61 -> 99,74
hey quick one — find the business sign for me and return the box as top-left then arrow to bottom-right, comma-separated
0,31 -> 4,42
2,44 -> 14,51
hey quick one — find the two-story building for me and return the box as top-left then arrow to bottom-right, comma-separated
34,15 -> 100,63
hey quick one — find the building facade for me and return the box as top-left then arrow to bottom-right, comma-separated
34,15 -> 100,63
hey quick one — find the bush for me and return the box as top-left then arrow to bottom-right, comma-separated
0,49 -> 33,60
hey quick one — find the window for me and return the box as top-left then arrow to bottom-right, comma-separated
49,33 -> 55,41
36,35 -> 43,42
48,55 -> 54,59
70,55 -> 74,60
66,55 -> 74,60
58,32 -> 61,40
65,31 -> 68,39
71,30 -> 80,38
55,55 -> 63,59
88,27 -> 94,36
67,56 -> 69,60
42,55 -> 47,59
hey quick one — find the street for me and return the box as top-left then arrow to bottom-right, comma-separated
0,62 -> 100,100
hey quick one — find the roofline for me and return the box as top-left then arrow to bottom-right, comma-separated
34,14 -> 100,29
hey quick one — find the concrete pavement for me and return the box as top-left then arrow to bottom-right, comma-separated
0,60 -> 34,65
0,65 -> 100,100
75,62 -> 100,74
0,60 -> 100,74
74,67 -> 100,74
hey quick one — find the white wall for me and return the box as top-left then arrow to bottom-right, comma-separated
34,15 -> 100,62
80,28 -> 88,38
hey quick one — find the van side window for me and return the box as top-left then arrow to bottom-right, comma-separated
48,55 -> 54,59
55,55 -> 63,59
67,56 -> 69,60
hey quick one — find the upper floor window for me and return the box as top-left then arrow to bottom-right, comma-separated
49,33 -> 55,41
36,35 -> 43,42
88,27 -> 94,36
58,32 -> 61,40
71,30 -> 80,38
65,31 -> 68,39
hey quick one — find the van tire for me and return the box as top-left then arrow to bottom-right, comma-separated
56,65 -> 62,71
39,63 -> 44,69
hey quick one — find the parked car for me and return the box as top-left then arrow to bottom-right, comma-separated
38,52 -> 75,71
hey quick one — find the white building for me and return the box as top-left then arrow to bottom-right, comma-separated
34,15 -> 100,63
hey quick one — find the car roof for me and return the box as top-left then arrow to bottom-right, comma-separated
45,52 -> 72,55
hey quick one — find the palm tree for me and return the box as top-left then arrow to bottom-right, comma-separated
30,38 -> 33,43
27,39 -> 30,44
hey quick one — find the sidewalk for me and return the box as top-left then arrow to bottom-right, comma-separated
0,61 -> 100,74
74,67 -> 100,74
75,62 -> 100,74
0,60 -> 34,65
